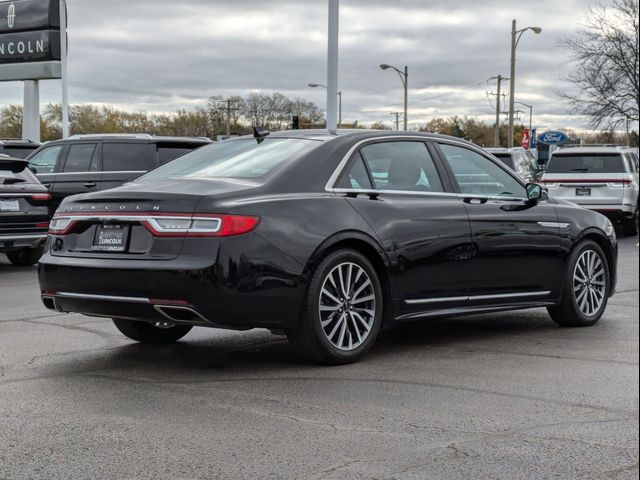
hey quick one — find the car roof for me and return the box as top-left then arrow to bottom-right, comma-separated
0,138 -> 41,146
553,146 -> 632,155
42,134 -> 212,144
235,128 -> 481,146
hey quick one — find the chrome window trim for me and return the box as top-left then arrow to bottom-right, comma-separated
56,292 -> 151,304
405,290 -> 551,305
324,134 -> 528,201
331,187 -> 528,202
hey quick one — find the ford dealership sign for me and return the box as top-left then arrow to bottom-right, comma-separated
537,130 -> 569,145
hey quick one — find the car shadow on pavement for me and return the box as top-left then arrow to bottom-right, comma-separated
19,309 -> 562,384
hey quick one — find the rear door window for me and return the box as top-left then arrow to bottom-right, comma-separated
359,141 -> 444,192
103,143 -> 155,171
62,143 -> 99,172
157,145 -> 204,165
27,145 -> 64,174
546,154 -> 625,173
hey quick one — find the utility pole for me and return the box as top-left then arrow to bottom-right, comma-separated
217,99 -> 240,138
488,75 -> 508,147
390,112 -> 402,131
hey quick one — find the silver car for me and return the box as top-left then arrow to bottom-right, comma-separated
541,146 -> 639,236
485,147 -> 542,183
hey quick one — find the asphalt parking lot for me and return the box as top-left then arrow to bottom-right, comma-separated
0,238 -> 638,480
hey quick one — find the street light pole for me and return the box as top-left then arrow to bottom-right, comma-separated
380,63 -> 408,130
507,20 -> 542,148
515,101 -> 533,148
308,83 -> 342,127
326,0 -> 339,133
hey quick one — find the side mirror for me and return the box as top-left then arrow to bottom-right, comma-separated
526,183 -> 547,202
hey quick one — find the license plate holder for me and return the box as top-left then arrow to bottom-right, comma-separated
0,199 -> 20,212
92,224 -> 128,252
575,187 -> 591,196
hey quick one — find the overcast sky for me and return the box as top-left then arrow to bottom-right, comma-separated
0,0 -> 625,131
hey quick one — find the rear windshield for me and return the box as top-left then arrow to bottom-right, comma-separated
0,163 -> 40,184
491,153 -> 514,169
140,138 -> 319,181
546,154 -> 624,173
2,147 -> 36,159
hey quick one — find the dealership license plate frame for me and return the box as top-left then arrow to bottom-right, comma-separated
575,187 -> 591,197
92,224 -> 129,252
0,199 -> 20,212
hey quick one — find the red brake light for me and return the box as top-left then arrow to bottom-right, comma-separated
31,193 -> 51,201
216,215 -> 260,237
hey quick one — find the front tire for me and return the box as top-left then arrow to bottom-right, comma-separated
547,240 -> 610,327
287,249 -> 383,364
112,318 -> 192,344
6,246 -> 44,266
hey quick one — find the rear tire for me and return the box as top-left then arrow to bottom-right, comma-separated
112,318 -> 192,344
6,246 -> 44,267
287,249 -> 383,364
547,240 -> 610,327
621,206 -> 638,236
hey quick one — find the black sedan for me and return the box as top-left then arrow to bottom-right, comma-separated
38,130 -> 618,364
1,156 -> 51,266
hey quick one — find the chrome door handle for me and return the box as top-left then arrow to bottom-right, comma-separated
83,182 -> 97,188
463,197 -> 487,205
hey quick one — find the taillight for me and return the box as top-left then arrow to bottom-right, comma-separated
608,180 -> 632,188
48,213 -> 260,237
31,193 -> 51,201
142,214 -> 259,237
48,216 -> 76,235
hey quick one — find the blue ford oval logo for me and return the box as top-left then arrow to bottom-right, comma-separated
537,130 -> 568,145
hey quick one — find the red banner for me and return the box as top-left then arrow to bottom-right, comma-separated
521,129 -> 530,149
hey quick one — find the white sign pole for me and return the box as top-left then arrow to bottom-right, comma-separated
22,80 -> 40,142
326,0 -> 339,134
59,0 -> 69,138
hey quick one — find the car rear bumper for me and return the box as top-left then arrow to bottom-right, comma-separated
37,233 -> 306,330
0,233 -> 47,251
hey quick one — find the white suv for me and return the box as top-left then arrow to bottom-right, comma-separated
541,146 -> 639,236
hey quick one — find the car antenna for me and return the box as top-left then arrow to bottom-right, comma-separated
253,126 -> 270,144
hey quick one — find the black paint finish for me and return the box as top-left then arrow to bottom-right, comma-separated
38,130 -> 618,330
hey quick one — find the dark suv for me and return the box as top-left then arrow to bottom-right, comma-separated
26,134 -> 211,209
0,139 -> 41,159
1,156 -> 51,266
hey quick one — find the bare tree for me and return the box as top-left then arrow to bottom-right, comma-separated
561,0 -> 639,129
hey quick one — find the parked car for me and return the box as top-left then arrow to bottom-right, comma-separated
0,139 -> 41,159
39,130 -> 617,364
541,146 -> 639,236
26,134 -> 212,210
485,147 -> 542,182
1,156 -> 51,266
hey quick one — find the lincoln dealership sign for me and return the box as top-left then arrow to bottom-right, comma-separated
0,0 -> 63,80
0,29 -> 60,62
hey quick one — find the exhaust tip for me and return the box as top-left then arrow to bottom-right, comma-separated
153,305 -> 208,323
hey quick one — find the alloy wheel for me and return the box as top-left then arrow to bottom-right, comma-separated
573,249 -> 606,316
318,262 -> 376,351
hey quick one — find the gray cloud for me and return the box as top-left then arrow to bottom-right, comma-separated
0,0 -> 608,131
